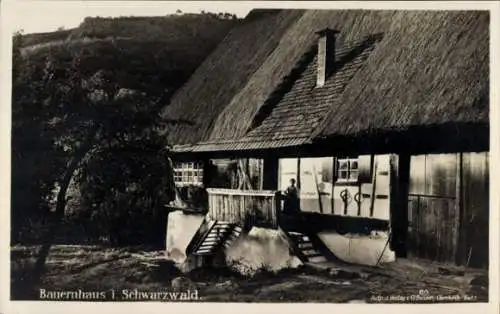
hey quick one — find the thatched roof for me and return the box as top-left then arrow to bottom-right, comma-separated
317,10 -> 489,139
160,9 -> 304,146
163,9 -> 489,153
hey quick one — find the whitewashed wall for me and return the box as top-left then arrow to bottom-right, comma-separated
165,211 -> 205,263
317,231 -> 395,266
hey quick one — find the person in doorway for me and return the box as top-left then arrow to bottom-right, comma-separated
283,178 -> 300,215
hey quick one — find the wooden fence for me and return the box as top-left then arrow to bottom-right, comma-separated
206,188 -> 281,229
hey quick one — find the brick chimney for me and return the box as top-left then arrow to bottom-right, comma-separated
315,28 -> 339,87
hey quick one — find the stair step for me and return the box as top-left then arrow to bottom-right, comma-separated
205,234 -> 223,239
195,248 -> 214,254
214,224 -> 231,229
301,249 -> 322,256
307,255 -> 327,263
208,231 -> 227,237
201,239 -> 220,245
214,229 -> 231,234
195,250 -> 214,255
200,239 -> 217,245
298,242 -> 314,249
204,235 -> 225,241
303,252 -> 323,258
206,233 -> 225,238
210,228 -> 231,233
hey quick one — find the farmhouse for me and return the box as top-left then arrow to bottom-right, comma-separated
160,9 -> 489,271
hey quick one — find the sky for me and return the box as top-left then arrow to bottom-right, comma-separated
7,1 -> 255,34
6,1 -> 495,35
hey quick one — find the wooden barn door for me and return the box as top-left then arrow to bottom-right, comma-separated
407,154 -> 459,263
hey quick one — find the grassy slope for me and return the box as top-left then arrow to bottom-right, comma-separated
18,14 -> 238,95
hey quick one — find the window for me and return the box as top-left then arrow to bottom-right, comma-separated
173,162 -> 204,186
337,158 -> 359,182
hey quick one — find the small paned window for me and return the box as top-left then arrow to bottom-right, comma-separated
337,158 -> 359,182
173,162 -> 204,186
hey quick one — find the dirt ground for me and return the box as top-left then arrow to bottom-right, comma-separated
10,245 -> 488,303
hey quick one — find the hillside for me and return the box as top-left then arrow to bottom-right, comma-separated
17,13 -> 239,95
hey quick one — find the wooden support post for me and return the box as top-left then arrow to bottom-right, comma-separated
297,158 -> 301,190
259,159 -> 264,190
262,154 -> 279,190
331,157 -> 337,215
391,154 -> 410,258
455,152 -> 466,265
202,157 -> 212,188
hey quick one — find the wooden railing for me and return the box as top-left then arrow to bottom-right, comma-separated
206,188 -> 281,229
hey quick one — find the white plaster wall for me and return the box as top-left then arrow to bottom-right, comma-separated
165,211 -> 205,263
225,227 -> 302,275
317,231 -> 395,266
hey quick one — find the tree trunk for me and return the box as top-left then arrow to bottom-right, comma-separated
26,129 -> 99,296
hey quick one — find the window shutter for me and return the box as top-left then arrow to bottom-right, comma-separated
358,155 -> 373,183
321,158 -> 334,183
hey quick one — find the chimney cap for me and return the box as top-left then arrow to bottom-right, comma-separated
315,28 -> 340,37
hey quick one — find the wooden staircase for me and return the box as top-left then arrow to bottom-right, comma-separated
187,220 -> 243,256
286,231 -> 327,263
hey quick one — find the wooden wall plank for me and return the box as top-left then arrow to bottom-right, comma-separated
462,152 -> 489,268
430,154 -> 457,197
409,155 -> 426,195
408,153 -> 459,264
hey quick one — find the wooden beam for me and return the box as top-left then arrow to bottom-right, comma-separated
391,153 -> 410,257
455,152 -> 465,265
262,154 -> 279,190
297,158 -> 301,190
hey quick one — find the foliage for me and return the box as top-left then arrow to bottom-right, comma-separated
19,13 -> 238,99
70,14 -> 237,40
11,32 -> 173,245
20,13 -> 237,48
11,13 -> 237,245
11,31 -> 62,242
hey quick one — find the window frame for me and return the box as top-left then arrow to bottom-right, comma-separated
173,161 -> 204,187
336,157 -> 359,183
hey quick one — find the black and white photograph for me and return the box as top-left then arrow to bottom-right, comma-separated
1,0 -> 499,312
